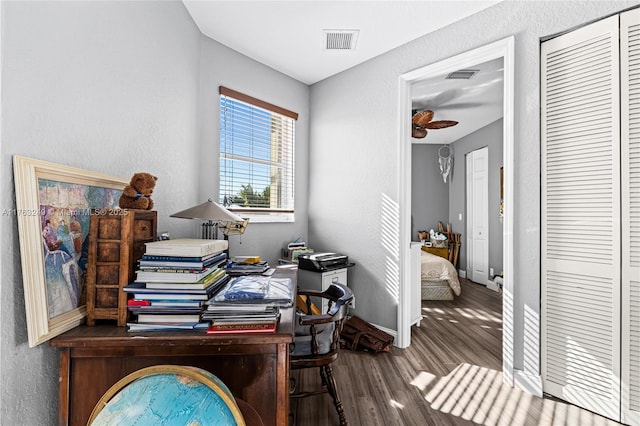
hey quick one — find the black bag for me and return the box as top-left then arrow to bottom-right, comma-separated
340,315 -> 394,353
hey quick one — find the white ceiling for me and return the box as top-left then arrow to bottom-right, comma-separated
182,1 -> 501,85
182,0 -> 504,145
411,57 -> 504,145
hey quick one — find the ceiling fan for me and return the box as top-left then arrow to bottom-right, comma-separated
411,109 -> 458,139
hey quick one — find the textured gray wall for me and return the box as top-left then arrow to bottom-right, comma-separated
2,1 -> 637,423
411,144 -> 449,240
411,119 -> 503,277
2,2 -> 201,423
195,37 -> 310,264
308,0 -> 638,383
0,1 -> 308,423
411,120 -> 503,274
448,119 -> 504,276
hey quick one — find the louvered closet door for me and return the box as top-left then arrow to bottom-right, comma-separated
622,8 -> 640,426
541,15 -> 621,421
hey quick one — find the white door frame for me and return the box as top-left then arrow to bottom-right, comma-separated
396,36 -> 515,385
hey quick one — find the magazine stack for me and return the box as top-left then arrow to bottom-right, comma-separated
204,274 -> 294,334
225,255 -> 271,276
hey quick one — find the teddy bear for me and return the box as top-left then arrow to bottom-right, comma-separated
118,172 -> 157,210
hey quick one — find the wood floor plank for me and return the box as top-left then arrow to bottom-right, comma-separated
291,278 -> 622,426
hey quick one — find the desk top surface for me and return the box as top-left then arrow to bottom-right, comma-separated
51,266 -> 297,348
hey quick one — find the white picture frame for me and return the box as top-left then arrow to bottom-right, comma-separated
13,155 -> 128,347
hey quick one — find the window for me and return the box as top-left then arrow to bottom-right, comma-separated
219,86 -> 297,222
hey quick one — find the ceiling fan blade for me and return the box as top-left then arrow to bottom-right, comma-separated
411,110 -> 434,126
425,120 -> 458,129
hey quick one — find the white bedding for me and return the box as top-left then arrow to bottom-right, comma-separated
420,251 -> 461,296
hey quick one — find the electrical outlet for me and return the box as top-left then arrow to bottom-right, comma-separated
489,267 -> 495,277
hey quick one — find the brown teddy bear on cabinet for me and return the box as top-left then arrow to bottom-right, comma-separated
118,172 -> 157,210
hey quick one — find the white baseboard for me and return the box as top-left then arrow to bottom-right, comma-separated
370,323 -> 398,345
458,270 -> 466,279
513,369 -> 543,397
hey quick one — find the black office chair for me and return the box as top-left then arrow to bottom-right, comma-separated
290,283 -> 354,426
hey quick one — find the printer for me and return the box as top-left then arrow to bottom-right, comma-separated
297,252 -> 351,272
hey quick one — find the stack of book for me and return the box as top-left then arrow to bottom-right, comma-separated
204,274 -> 294,334
225,255 -> 271,276
123,238 -> 230,331
203,304 -> 280,334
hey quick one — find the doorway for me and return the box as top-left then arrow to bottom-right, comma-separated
397,36 -> 515,385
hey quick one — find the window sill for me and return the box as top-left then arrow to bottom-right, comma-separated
236,213 -> 295,224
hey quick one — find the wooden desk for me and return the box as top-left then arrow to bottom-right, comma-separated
50,266 -> 297,426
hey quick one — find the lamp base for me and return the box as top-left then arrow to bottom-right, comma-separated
201,221 -> 218,239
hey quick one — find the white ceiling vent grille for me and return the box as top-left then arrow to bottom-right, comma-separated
446,69 -> 479,80
324,30 -> 359,50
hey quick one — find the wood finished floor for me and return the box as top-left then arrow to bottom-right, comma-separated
291,278 -> 622,426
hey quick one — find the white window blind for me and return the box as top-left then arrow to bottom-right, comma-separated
219,87 -> 297,221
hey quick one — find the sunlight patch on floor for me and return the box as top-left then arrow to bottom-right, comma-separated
422,306 -> 502,323
455,307 -> 502,323
409,371 -> 436,391
409,363 -> 620,426
389,399 -> 405,409
422,307 -> 446,314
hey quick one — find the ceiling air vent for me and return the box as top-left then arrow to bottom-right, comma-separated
323,30 -> 359,50
446,69 -> 479,80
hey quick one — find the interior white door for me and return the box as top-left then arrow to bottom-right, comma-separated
466,147 -> 489,285
410,242 -> 423,327
621,8 -> 640,426
541,15 -> 621,421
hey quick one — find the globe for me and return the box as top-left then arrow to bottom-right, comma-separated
89,365 -> 244,426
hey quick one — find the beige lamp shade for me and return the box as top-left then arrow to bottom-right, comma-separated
171,199 -> 244,222
171,199 -> 249,237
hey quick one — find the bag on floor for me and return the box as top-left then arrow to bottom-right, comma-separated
340,315 -> 394,353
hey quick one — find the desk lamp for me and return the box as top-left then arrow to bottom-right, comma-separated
170,198 -> 249,239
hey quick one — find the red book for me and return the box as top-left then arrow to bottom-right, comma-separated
127,299 -> 151,307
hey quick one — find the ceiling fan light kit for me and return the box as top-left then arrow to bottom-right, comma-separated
411,109 -> 458,139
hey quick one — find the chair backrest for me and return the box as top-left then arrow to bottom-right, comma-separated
294,283 -> 353,357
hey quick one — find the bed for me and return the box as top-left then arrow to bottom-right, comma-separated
420,250 -> 461,300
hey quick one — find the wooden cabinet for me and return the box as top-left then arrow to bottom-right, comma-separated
85,209 -> 157,326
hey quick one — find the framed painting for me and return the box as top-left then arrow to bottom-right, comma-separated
13,155 -> 128,347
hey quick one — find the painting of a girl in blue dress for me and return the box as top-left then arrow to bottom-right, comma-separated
39,179 -> 121,319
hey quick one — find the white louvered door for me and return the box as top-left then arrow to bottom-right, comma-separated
541,15 -> 622,421
622,8 -> 640,426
